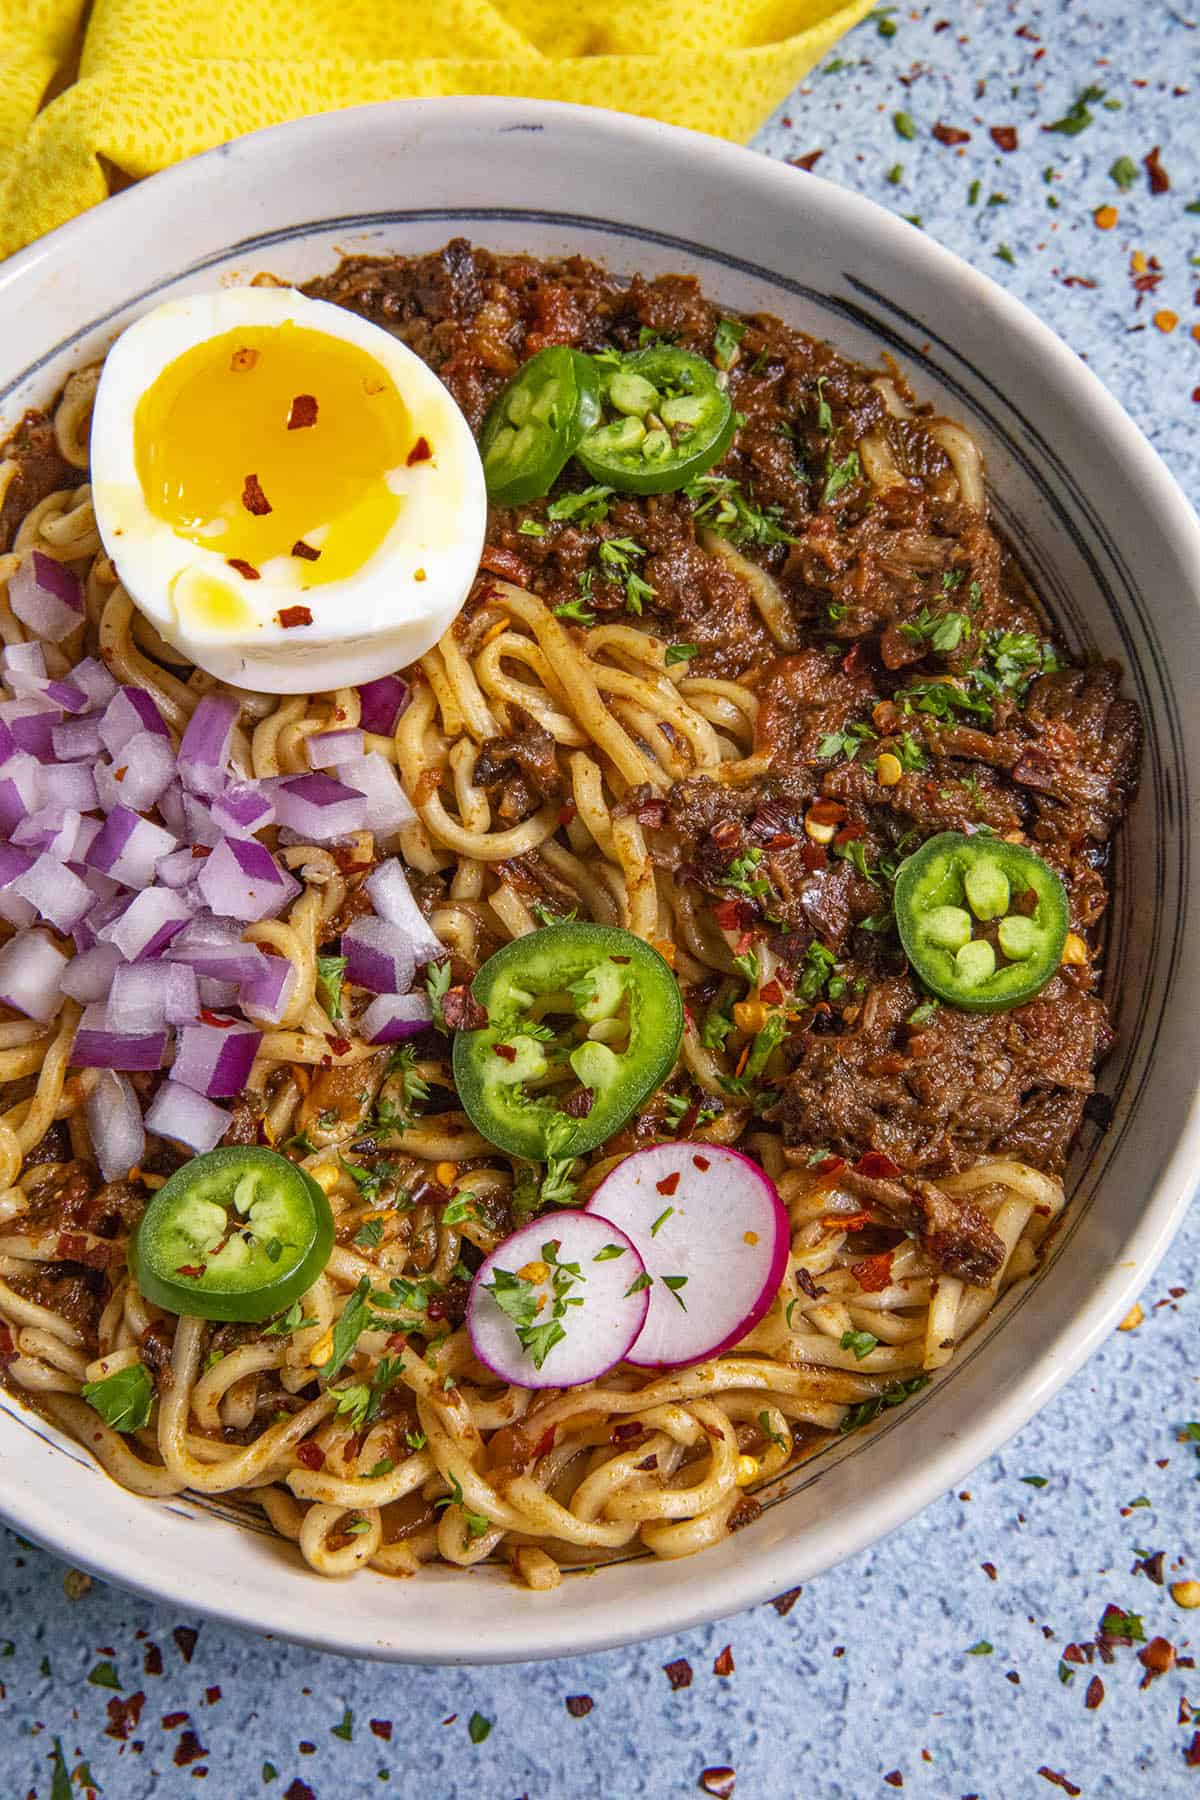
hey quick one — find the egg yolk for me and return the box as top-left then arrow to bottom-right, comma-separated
133,323 -> 412,589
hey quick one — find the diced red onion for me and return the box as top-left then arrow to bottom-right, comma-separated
0,751 -> 43,831
70,657 -> 118,710
144,1081 -> 229,1153
196,837 -> 300,922
51,714 -> 103,761
357,675 -> 410,737
271,772 -> 369,842
64,815 -> 101,865
360,991 -> 433,1044
342,916 -> 416,996
0,846 -> 37,929
71,889 -> 126,954
93,731 -> 175,814
3,641 -> 47,681
0,718 -> 14,763
306,728 -> 364,769
157,845 -> 206,889
162,962 -> 201,1023
11,804 -> 72,850
0,928 -> 67,1022
173,1018 -> 262,1098
86,806 -> 177,888
99,686 -> 169,756
40,760 -> 97,813
168,918 -> 269,986
44,678 -> 88,714
85,1069 -> 146,1182
178,695 -> 239,796
156,779 -> 187,839
365,858 -> 445,965
211,783 -> 274,838
2,702 -> 58,760
197,976 -> 239,1007
11,853 -> 94,932
181,792 -> 222,847
335,752 -> 416,837
106,961 -> 170,1032
60,942 -> 122,1003
98,886 -> 193,961
240,952 -> 296,1025
9,551 -> 85,642
71,1002 -> 167,1071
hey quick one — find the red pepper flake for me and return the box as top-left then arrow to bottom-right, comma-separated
713,1645 -> 735,1677
114,764 -> 127,782
241,472 -> 272,516
105,1692 -> 146,1741
1185,1733 -> 1200,1769
287,394 -> 318,430
204,1686 -> 221,1705
709,819 -> 741,853
558,802 -> 578,827
611,1421 -> 645,1445
1143,145 -> 1170,194
811,1155 -> 845,1179
284,1785 -> 316,1800
296,1440 -> 325,1471
609,954 -> 632,965
852,1251 -> 895,1293
854,1150 -> 901,1179
693,1154 -> 711,1171
770,1586 -> 802,1616
1138,1636 -> 1175,1686
990,125 -> 1019,151
532,1424 -> 557,1459
822,1211 -> 873,1232
656,1171 -> 681,1197
143,1643 -> 163,1677
226,557 -> 260,581
326,1035 -> 352,1056
276,604 -> 313,630
369,1720 -> 393,1740
700,1769 -> 736,1798
291,540 -> 321,562
663,1657 -> 694,1690
162,1712 -> 189,1729
932,123 -> 971,145
1037,1772 -> 1081,1797
172,1626 -> 199,1663
884,1776 -> 903,1790
190,844 -> 211,858
174,1264 -> 206,1280
565,1694 -> 594,1717
807,798 -> 847,826
1062,276 -> 1098,289
981,1562 -> 997,1581
801,842 -> 828,873
199,1009 -> 237,1028
1062,1643 -> 1086,1663
759,979 -> 784,1007
713,897 -> 755,931
406,436 -> 433,465
1085,1674 -> 1104,1709
788,149 -> 824,171
493,1043 -> 518,1062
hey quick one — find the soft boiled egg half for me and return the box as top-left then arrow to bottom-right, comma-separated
90,285 -> 487,693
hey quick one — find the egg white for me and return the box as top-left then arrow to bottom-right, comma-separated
89,286 -> 487,694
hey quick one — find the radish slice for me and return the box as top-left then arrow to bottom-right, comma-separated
586,1144 -> 789,1369
467,1210 -> 648,1391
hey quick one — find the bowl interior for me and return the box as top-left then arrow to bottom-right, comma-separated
1,99 -> 1197,1663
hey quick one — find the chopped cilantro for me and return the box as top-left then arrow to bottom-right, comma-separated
713,317 -> 747,370
665,642 -> 700,666
817,720 -> 877,762
965,1640 -> 993,1656
354,1218 -> 384,1250
442,1190 -> 479,1226
486,1239 -> 585,1370
468,1713 -> 492,1745
316,952 -> 347,1022
893,111 -> 916,140
1020,1474 -> 1049,1488
994,243 -> 1015,266
1101,1608 -> 1146,1643
81,1362 -> 153,1434
87,1659 -> 121,1688
685,473 -> 797,548
840,1373 -> 931,1433
332,1707 -> 354,1741
332,1355 -> 404,1431
318,1276 -> 372,1381
840,1329 -> 880,1361
263,1300 -> 318,1338
553,595 -> 597,626
900,607 -> 971,653
425,958 -> 452,1031
821,450 -> 861,507
758,1409 -> 788,1450
907,998 -> 940,1027
887,162 -> 903,185
1109,155 -> 1138,190
547,485 -> 613,525
1045,84 -> 1106,136
967,178 -> 981,207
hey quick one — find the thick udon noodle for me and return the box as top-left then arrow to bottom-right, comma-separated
0,375 -> 1064,1585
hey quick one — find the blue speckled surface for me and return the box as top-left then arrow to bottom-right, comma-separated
3,5 -> 1198,1795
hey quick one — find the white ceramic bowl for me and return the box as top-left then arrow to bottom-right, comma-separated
1,99 -> 1197,1665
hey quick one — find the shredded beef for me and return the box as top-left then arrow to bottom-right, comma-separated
772,974 -> 1110,1178
0,410 -> 73,552
473,712 -> 565,821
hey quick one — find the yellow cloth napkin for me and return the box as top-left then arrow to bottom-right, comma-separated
0,0 -> 871,259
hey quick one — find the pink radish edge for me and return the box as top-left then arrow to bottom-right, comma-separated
585,1143 -> 790,1370
466,1210 -> 650,1391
